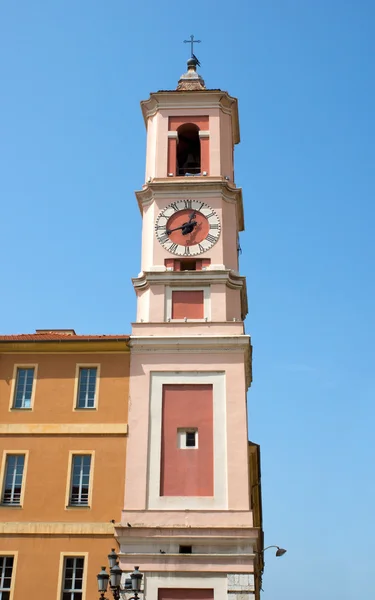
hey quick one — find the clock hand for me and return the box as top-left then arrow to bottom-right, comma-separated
166,219 -> 198,236
182,221 -> 197,235
187,211 -> 196,223
166,224 -> 187,234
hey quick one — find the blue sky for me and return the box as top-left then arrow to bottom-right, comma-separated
1,1 -> 374,598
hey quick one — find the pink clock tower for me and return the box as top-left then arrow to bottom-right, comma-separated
116,54 -> 263,600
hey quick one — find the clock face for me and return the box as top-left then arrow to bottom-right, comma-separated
155,199 -> 221,256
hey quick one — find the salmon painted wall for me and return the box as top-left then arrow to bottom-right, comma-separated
140,194 -> 239,273
171,291 -> 204,320
125,352 -> 250,514
160,384 -> 213,496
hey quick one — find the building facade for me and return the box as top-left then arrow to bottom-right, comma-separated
116,59 -> 263,600
0,58 -> 263,600
0,330 -> 129,599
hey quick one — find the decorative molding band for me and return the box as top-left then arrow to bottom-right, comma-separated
167,131 -> 178,138
0,521 -> 116,535
0,423 -> 128,436
0,340 -> 130,354
135,181 -> 244,231
115,525 -> 258,540
132,269 -> 246,291
198,130 -> 210,138
129,335 -> 250,351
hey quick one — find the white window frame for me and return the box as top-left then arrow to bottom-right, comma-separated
73,364 -> 100,411
66,452 -> 94,509
0,555 -> 15,600
61,556 -> 85,600
1,453 -> 27,507
165,286 -> 211,321
177,428 -> 198,449
9,364 -> 38,411
148,371 -> 227,510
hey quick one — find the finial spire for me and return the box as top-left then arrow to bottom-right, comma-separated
184,34 -> 201,58
177,35 -> 205,91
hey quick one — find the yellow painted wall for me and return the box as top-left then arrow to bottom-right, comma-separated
0,535 -> 117,600
0,346 -> 130,599
0,352 -> 129,423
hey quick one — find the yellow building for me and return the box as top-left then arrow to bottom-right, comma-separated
0,329 -> 129,600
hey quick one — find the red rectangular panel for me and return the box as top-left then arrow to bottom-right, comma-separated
172,290 -> 204,319
160,384 -> 213,497
168,116 -> 209,131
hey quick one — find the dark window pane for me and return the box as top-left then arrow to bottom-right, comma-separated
186,431 -> 196,447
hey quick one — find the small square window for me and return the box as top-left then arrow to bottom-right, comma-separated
186,431 -> 196,447
177,429 -> 198,449
179,545 -> 192,554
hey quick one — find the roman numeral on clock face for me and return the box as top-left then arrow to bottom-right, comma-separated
170,202 -> 179,212
206,233 -> 218,244
159,233 -> 169,244
168,243 -> 179,253
183,199 -> 192,209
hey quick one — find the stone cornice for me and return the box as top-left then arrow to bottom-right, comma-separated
0,423 -> 128,436
140,90 -> 240,144
132,269 -> 248,319
0,522 -> 115,535
0,340 -> 130,354
129,335 -> 252,388
135,179 -> 244,231
132,269 -> 246,291
115,525 -> 259,541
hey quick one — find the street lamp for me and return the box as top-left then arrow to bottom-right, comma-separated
259,545 -> 287,557
97,567 -> 109,599
97,550 -> 143,600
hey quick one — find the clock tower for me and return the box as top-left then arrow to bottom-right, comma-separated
116,55 -> 263,600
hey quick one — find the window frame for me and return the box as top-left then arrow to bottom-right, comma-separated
9,364 -> 38,411
0,452 -> 28,508
177,429 -> 198,449
73,364 -> 100,411
165,286 -> 211,322
0,552 -> 18,600
65,452 -> 94,509
58,553 -> 87,600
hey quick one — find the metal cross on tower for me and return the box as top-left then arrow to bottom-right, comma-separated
184,34 -> 201,58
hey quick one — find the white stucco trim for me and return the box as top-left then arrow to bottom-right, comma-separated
148,371 -> 227,510
199,130 -> 210,138
167,131 -> 179,139
165,286 -> 211,321
145,573 -> 227,600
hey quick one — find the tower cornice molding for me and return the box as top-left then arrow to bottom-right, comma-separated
132,269 -> 249,319
135,179 -> 244,231
132,269 -> 246,291
129,335 -> 252,388
140,90 -> 240,144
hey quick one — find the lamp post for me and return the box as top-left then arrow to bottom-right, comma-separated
255,545 -> 287,557
97,549 -> 143,600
